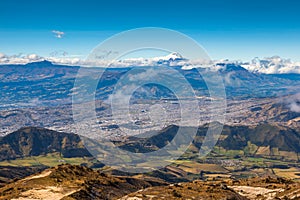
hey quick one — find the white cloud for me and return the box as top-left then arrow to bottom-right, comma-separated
241,56 -> 300,74
0,53 -> 6,59
48,57 -> 81,65
288,93 -> 300,113
0,53 -> 43,64
27,54 -> 42,60
224,71 -> 241,87
128,68 -> 159,82
0,53 -> 81,65
0,51 -> 300,75
52,30 -> 65,39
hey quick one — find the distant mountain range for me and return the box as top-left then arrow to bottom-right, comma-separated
1,53 -> 300,74
0,60 -> 299,108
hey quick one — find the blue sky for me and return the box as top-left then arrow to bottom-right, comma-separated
1,0 -> 300,61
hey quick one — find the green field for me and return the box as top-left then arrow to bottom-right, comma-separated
0,153 -> 93,167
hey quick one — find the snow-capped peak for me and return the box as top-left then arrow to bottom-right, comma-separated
148,52 -> 184,62
163,52 -> 183,60
116,52 -> 186,67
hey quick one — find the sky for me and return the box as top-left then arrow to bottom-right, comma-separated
1,0 -> 300,61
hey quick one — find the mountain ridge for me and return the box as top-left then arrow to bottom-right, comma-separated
1,122 -> 299,162
0,127 -> 91,161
